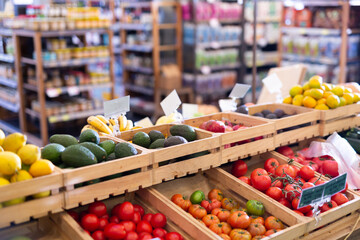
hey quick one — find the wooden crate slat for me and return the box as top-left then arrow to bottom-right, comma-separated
320,116 -> 360,136
320,103 -> 360,121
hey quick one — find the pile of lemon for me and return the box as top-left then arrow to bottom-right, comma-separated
0,129 -> 55,207
283,75 -> 360,110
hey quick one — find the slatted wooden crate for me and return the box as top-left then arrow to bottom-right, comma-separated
0,167 -> 64,228
118,124 -> 221,185
248,103 -> 320,147
184,112 -> 275,164
62,137 -> 152,209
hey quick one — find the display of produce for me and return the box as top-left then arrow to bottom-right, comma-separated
344,127 -> 360,154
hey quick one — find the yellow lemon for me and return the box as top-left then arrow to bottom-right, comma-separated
331,86 -> 345,97
302,82 -> 310,91
32,190 -> 51,199
315,104 -> 329,110
0,152 -> 21,175
326,95 -> 340,109
323,91 -> 335,99
283,96 -> 293,104
0,129 -> 5,146
2,133 -> 27,153
322,83 -> 332,91
10,170 -> 33,183
309,75 -> 323,88
345,87 -> 353,93
302,96 -> 317,108
0,146 -> 3,152
343,93 -> 354,105
353,93 -> 360,103
292,95 -> 304,106
303,89 -> 311,97
317,98 -> 327,105
29,159 -> 54,177
3,197 -> 26,207
309,88 -> 324,100
289,85 -> 303,97
339,97 -> 346,106
0,177 -> 10,186
17,144 -> 40,165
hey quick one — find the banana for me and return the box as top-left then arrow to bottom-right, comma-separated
109,118 -> 116,126
124,120 -> 133,131
81,124 -> 99,133
87,116 -> 112,134
131,126 -> 142,130
118,115 -> 127,131
96,115 -> 114,132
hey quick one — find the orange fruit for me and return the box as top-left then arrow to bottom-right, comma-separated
309,75 -> 323,89
317,98 -> 327,105
326,95 -> 340,109
315,104 -> 329,110
303,90 -> 311,97
292,95 -> 304,106
283,96 -> 292,104
323,91 -> 334,99
339,97 -> 346,107
331,86 -> 344,97
353,93 -> 360,103
309,88 -> 324,100
322,83 -> 332,91
290,85 -> 303,97
303,96 -> 317,108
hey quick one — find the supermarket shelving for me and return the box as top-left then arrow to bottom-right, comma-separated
21,56 -> 111,68
0,53 -> 14,63
0,76 -> 17,88
0,99 -> 18,113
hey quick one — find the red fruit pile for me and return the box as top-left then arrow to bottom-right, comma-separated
68,200 -> 183,240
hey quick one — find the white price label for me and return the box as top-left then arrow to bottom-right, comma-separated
46,88 -> 61,98
200,66 -> 211,75
210,42 -> 221,49
182,103 -> 199,119
103,96 -> 130,118
67,86 -> 80,96
262,73 -> 283,94
160,90 -> 182,116
229,84 -> 251,99
218,99 -> 236,112
209,18 -> 220,28
135,117 -> 154,128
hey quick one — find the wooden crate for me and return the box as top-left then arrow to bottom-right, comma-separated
118,124 -> 221,185
0,167 -> 64,228
51,192 -> 193,240
139,171 -> 307,240
218,151 -> 360,238
62,137 -> 152,209
184,112 -> 275,164
248,103 -> 320,147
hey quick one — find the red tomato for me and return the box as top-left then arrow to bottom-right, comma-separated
143,213 -> 153,223
133,204 -> 145,217
341,182 -> 348,193
319,200 -> 338,212
322,160 -> 339,177
238,176 -> 251,185
151,213 -> 167,228
272,179 -> 283,189
136,220 -> 153,234
227,211 -> 251,229
278,198 -> 291,208
305,210 -> 314,217
153,228 -> 168,239
315,180 -> 326,186
302,182 -> 315,189
125,231 -> 139,240
118,202 -> 135,221
275,164 -> 296,179
121,221 -> 136,233
132,212 -> 142,224
109,216 -> 120,223
331,193 -> 349,206
231,160 -> 248,177
111,204 -> 121,217
92,230 -> 105,240
311,157 -> 323,168
266,187 -> 283,201
250,168 -> 268,180
284,184 -> 302,201
299,166 -> 315,181
293,210 -> 304,216
251,172 -> 271,192
208,189 -> 224,201
67,210 -> 79,222
264,158 -> 280,173
294,177 -> 305,185
98,218 -> 109,231
201,199 -> 222,213
81,213 -> 99,232
101,214 -> 109,219
79,211 -> 89,220
292,165 -> 300,177
292,198 -> 312,213
88,201 -> 107,218
308,177 -> 326,186
139,233 -> 153,240
165,232 -> 184,240
104,223 -> 126,240
276,146 -> 294,157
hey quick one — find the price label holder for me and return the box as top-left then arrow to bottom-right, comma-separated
262,73 -> 282,94
160,90 -> 182,116
46,88 -> 62,98
67,86 -> 80,96
135,117 -> 154,128
219,99 -> 237,112
182,103 -> 199,119
229,83 -> 251,99
104,96 -> 130,135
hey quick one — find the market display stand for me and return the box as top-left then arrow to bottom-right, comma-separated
13,28 -> 115,146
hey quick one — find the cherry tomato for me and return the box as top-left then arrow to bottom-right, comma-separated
251,170 -> 271,192
284,184 -> 301,202
276,146 -> 294,157
92,230 -> 105,240
136,220 -> 153,234
98,218 -> 109,231
121,221 -> 136,233
139,233 -> 152,240
165,232 -> 184,240
109,216 -> 120,223
299,165 -> 315,181
133,204 -> 145,217
266,187 -> 283,201
81,213 -> 99,232
231,160 -> 248,177
292,165 -> 300,177
125,231 -> 139,240
67,210 -> 79,222
238,176 -> 251,185
151,213 -> 167,228
143,213 -> 153,223
320,200 -> 338,212
275,164 -> 296,179
292,198 -> 312,213
278,198 -> 291,208
132,211 -> 142,224
153,228 -> 168,239
264,158 -> 279,173
104,223 -> 126,240
118,202 -> 135,221
331,193 -> 349,206
302,182 -> 315,189
88,201 -> 107,218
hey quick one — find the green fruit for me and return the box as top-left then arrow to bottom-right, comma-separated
132,132 -> 151,148
164,136 -> 188,147
80,142 -> 107,162
79,129 -> 100,144
170,125 -> 197,142
107,152 -> 116,161
41,143 -> 65,165
99,140 -> 116,155
190,190 -> 205,204
57,163 -> 68,169
148,130 -> 165,143
9,236 -> 32,240
114,142 -> 138,159
61,145 -> 97,168
49,134 -> 78,147
149,139 -> 165,149
246,200 -> 265,216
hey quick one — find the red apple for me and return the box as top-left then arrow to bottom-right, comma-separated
206,120 -> 226,133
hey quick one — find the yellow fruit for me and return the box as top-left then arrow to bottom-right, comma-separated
2,133 -> 27,153
10,170 -> 33,182
17,144 -> 40,165
322,83 -> 332,91
331,86 -> 345,97
29,159 -> 54,177
0,129 -> 5,146
109,118 -> 116,126
345,87 -> 353,93
302,96 -> 317,108
302,82 -> 310,91
353,93 -> 360,103
315,104 -> 329,110
0,146 -> 3,152
81,124 -> 98,133
326,95 -> 341,109
289,85 -> 303,97
309,88 -> 324,100
32,190 -> 51,199
283,96 -> 293,104
131,126 -> 142,130
317,98 -> 327,105
96,115 -> 113,132
118,115 -> 127,131
87,116 -> 112,134
3,197 -> 26,206
339,97 -> 346,106
292,95 -> 304,106
309,75 -> 323,88
343,93 -> 354,105
124,120 -> 133,131
0,177 -> 10,186
323,91 -> 335,99
0,152 -> 21,175
303,90 -> 311,97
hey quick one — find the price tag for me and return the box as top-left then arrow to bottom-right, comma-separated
321,29 -> 330,36
160,90 -> 182,116
67,86 -> 80,96
209,18 -> 220,28
46,88 -> 61,98
182,103 -> 199,119
218,99 -> 236,112
201,66 -> 211,75
299,28 -> 306,34
62,114 -> 70,122
104,96 -> 130,118
210,42 -> 221,49
229,83 -> 251,99
262,73 -> 283,94
49,116 -> 58,123
135,117 -> 154,128
298,173 -> 347,208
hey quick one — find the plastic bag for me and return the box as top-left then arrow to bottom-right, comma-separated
299,132 -> 360,189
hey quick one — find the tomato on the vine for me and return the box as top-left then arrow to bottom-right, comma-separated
250,168 -> 268,179
264,158 -> 279,173
299,165 -> 315,181
271,179 -> 283,189
284,184 -> 301,201
238,176 -> 251,185
81,213 -> 99,232
275,164 -> 296,178
319,200 -> 338,212
231,160 -> 248,177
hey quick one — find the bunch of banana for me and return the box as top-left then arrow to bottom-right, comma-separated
118,115 -> 141,131
83,115 -> 141,135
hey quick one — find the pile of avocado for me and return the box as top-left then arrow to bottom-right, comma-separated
131,125 -> 197,149
252,109 -> 292,119
42,130 -> 137,169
